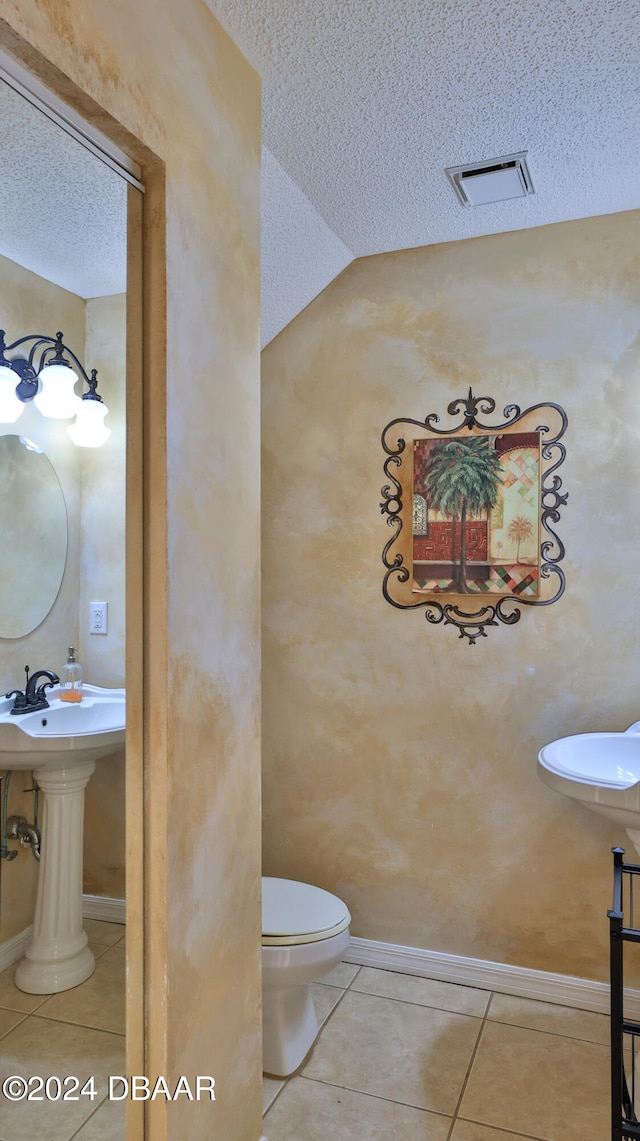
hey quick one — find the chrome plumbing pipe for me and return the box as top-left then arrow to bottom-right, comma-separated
6,816 -> 40,861
0,772 -> 17,861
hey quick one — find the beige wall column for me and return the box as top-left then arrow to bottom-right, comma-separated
0,5 -> 263,1140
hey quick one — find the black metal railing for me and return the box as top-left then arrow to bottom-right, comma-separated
609,847 -> 640,1138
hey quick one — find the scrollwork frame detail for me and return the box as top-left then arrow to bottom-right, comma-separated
380,389 -> 568,644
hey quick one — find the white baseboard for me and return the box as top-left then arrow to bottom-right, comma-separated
0,925 -> 32,972
82,894 -> 126,924
344,935 -> 640,1019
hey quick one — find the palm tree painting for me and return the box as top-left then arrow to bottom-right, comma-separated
507,514 -> 534,562
423,437 -> 502,593
412,431 -> 541,596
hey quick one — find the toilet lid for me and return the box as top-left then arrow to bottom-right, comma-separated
262,877 -> 351,946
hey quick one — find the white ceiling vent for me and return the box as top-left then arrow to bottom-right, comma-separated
446,152 -> 534,207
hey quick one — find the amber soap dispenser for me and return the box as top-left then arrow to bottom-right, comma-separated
60,646 -> 83,703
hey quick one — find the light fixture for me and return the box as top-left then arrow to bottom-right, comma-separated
0,329 -> 110,447
67,373 -> 111,448
34,361 -> 80,419
0,363 -> 27,423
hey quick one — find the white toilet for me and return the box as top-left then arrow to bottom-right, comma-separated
262,876 -> 351,1077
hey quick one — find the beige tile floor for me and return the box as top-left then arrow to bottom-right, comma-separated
263,962 -> 613,1141
0,930 -> 614,1141
0,920 -> 125,1141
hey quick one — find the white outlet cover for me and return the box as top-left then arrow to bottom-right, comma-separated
90,601 -> 108,635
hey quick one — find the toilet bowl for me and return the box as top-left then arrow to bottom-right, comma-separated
262,876 -> 351,1077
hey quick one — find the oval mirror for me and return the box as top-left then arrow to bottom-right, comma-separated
0,434 -> 68,638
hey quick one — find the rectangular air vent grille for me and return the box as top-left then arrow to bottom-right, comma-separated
446,152 -> 534,207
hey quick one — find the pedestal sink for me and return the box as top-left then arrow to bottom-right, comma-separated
537,722 -> 640,856
0,684 -> 125,993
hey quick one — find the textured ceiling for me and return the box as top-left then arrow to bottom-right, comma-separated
209,0 -> 640,345
261,146 -> 353,345
3,5 -> 637,339
0,78 -> 127,299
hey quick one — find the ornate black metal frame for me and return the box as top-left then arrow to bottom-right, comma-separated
380,388 -> 568,644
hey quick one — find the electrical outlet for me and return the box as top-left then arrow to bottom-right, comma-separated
90,601 -> 108,635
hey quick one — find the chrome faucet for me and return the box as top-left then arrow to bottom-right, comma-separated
6,665 -> 59,715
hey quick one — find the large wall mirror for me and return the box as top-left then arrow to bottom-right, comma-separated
0,434 -> 68,638
0,50 -> 140,1138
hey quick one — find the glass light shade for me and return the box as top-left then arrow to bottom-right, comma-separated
34,363 -> 80,418
67,399 -> 111,448
0,365 -> 25,423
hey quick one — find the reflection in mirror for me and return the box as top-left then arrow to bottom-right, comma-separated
0,59 -> 132,1127
0,434 -> 67,638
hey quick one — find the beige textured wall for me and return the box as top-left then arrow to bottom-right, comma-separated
81,294 -> 126,900
262,209 -> 640,985
80,294 -> 126,688
0,4 -> 262,1139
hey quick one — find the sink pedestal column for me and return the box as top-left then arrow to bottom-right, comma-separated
15,760 -> 96,994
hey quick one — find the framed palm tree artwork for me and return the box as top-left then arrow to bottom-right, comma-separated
413,432 -> 540,597
381,390 -> 567,643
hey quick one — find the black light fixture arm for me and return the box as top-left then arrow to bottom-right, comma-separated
0,329 -> 103,404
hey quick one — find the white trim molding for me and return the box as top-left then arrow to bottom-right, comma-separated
344,935 -> 640,1020
0,926 -> 33,973
82,894 -> 126,925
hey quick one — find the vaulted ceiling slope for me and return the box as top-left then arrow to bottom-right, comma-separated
261,147 -> 353,346
209,0 -> 640,346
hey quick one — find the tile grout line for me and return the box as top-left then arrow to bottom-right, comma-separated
65,1093 -> 110,1141
335,983 -> 610,1047
313,964 -> 364,1032
29,1010 -> 126,1036
294,1071 -> 455,1117
0,1009 -> 29,1041
0,994 -> 50,1015
263,1081 -> 286,1116
483,1016 -> 610,1048
455,1116 -> 549,1141
311,966 -> 364,1038
348,988 -> 488,1018
445,990 -> 495,1141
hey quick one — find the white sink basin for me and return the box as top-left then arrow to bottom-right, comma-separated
0,684 -> 125,769
537,724 -> 640,832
